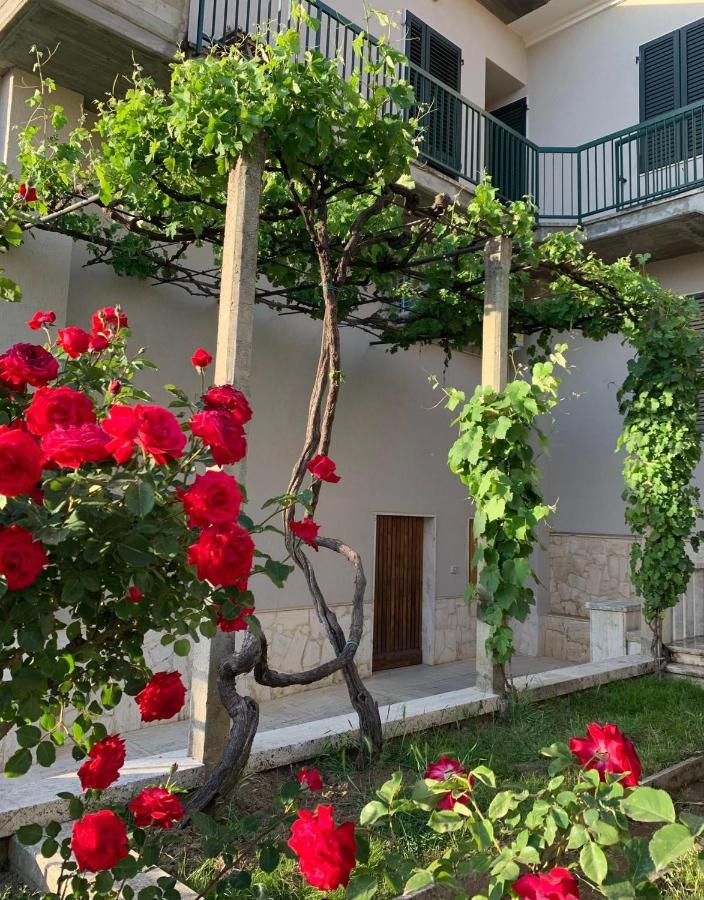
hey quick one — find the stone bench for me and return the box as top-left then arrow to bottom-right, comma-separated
584,599 -> 642,662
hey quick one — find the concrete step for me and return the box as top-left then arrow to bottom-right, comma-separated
665,662 -> 704,681
668,642 -> 704,668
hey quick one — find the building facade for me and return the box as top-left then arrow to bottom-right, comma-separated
1,0 -> 703,754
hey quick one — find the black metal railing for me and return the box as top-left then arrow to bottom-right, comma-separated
190,0 -> 704,224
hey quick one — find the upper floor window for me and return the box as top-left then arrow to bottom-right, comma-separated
640,18 -> 704,122
406,13 -> 463,174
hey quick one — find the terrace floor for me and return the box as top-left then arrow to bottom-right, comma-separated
258,654 -> 570,730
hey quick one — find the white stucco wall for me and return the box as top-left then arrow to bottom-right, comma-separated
526,0 -> 704,146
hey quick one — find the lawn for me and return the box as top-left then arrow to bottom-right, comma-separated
164,674 -> 704,898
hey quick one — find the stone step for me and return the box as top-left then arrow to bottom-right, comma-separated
665,662 -> 704,681
539,614 -> 590,663
667,639 -> 704,668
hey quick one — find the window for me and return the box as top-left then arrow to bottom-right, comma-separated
406,13 -> 462,174
639,18 -> 704,168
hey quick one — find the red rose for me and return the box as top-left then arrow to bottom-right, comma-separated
89,332 -> 109,352
216,605 -> 254,632
424,755 -> 474,810
25,386 -> 96,437
181,471 -> 242,529
108,379 -> 122,395
128,787 -> 185,829
26,310 -> 56,330
290,517 -> 320,550
297,767 -> 324,792
202,385 -> 252,425
91,306 -> 128,337
71,810 -> 128,872
134,405 -> 186,464
42,424 -> 110,469
102,405 -> 139,463
135,671 -> 186,722
569,722 -> 641,788
127,586 -> 143,603
188,525 -> 254,588
0,343 -> 58,389
288,805 -> 356,890
102,405 -> 186,465
512,867 -> 580,900
0,427 -> 43,496
190,409 -> 246,466
0,525 -> 47,590
18,183 -> 37,202
57,326 -> 92,359
77,735 -> 126,791
191,348 -> 212,368
306,454 -> 341,483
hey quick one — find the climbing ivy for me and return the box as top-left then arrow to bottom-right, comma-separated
439,348 -> 566,666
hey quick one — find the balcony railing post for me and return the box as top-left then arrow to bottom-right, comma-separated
577,149 -> 583,225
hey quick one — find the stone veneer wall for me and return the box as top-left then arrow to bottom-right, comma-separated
431,596 -> 476,664
240,603 -> 373,703
540,532 -> 638,662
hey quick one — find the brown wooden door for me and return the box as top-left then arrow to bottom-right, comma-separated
372,515 -> 424,671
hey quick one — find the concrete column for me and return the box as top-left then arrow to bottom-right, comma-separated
475,235 -> 512,695
188,135 -> 266,770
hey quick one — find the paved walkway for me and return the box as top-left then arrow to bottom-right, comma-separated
258,654 -> 570,730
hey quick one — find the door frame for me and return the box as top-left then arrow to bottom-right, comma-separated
371,512 -> 437,669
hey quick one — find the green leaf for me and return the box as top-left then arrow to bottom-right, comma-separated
403,870 -> 434,894
17,824 -> 43,845
174,639 -> 191,657
359,799 -> 388,826
649,823 -> 694,871
580,841 -> 608,884
377,771 -> 403,803
5,747 -> 32,777
428,809 -> 464,833
259,843 -> 280,873
487,790 -> 516,819
347,872 -> 378,899
124,482 -> 155,518
16,724 -> 42,748
621,787 -> 676,824
36,741 -> 56,767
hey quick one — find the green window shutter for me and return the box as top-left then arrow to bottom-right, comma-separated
639,30 -> 681,122
405,13 -> 462,173
681,18 -> 704,103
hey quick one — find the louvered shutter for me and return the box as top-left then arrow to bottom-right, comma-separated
406,13 -> 462,173
682,19 -> 704,156
639,30 -> 681,170
692,293 -> 704,431
486,98 -> 528,201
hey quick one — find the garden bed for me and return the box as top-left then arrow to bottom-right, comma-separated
158,674 -> 704,898
4,674 -> 704,898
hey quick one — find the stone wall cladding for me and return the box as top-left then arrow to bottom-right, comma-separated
540,614 -> 590,663
432,596 -> 476,664
544,532 -> 640,662
240,603 -> 373,703
549,532 -> 637,618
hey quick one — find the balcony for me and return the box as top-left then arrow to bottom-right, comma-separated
0,0 -> 190,98
191,0 -> 704,261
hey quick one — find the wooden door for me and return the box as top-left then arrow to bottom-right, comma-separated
372,515 -> 424,671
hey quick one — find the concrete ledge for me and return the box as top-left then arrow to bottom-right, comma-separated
9,825 -> 197,897
642,755 -> 704,792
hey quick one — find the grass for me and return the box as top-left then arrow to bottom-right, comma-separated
164,675 -> 704,898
